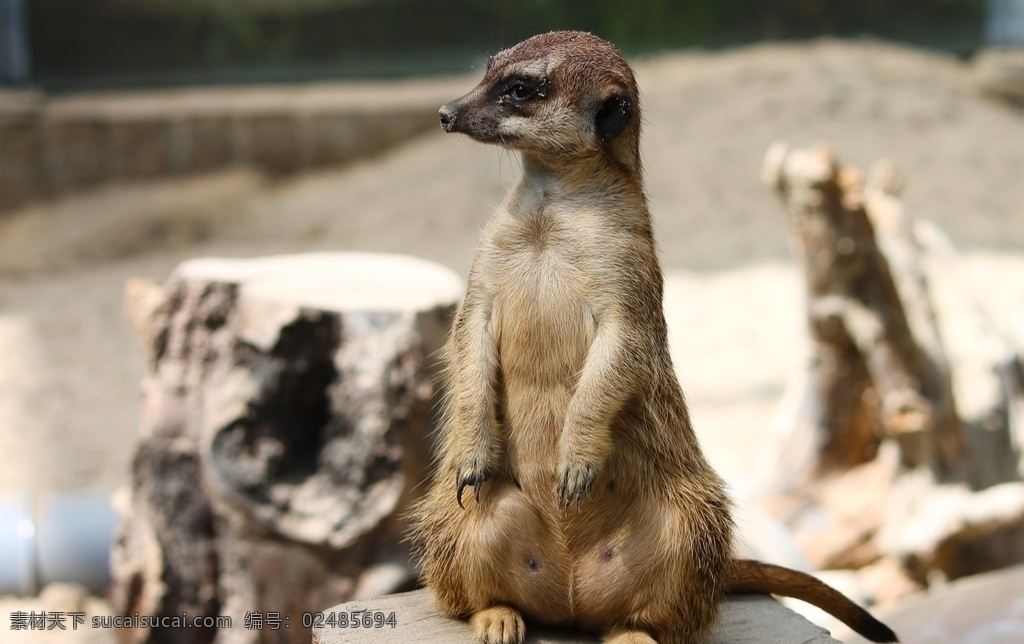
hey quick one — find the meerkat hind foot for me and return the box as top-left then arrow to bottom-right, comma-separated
470,605 -> 526,644
603,629 -> 657,644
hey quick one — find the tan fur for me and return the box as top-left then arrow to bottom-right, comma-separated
410,31 -> 895,644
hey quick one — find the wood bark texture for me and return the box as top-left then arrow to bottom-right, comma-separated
110,253 -> 461,644
762,143 -> 1024,605
763,143 -> 963,482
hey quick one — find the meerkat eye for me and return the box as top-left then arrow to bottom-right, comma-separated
509,83 -> 536,100
501,78 -> 545,102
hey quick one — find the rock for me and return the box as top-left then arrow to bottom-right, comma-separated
311,588 -> 843,644
843,564 -> 1024,644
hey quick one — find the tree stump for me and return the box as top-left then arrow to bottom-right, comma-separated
761,143 -> 1024,606
110,253 -> 462,644
762,143 -> 963,483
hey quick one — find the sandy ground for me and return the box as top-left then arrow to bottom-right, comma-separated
1,37 -> 1023,503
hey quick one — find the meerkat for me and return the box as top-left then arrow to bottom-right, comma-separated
409,31 -> 897,644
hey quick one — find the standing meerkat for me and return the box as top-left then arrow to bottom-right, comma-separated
410,31 -> 897,644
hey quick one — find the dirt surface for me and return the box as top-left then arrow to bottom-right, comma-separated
1,38 -> 1023,501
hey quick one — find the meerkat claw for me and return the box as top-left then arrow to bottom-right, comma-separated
456,468 -> 490,509
558,465 -> 596,511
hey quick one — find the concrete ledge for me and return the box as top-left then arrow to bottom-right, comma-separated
0,76 -> 470,211
310,588 -> 841,643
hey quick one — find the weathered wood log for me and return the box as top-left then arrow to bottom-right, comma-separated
877,477 -> 1024,584
762,143 -> 963,482
310,588 -> 842,644
913,220 -> 1024,487
111,253 -> 462,644
761,143 -> 1024,607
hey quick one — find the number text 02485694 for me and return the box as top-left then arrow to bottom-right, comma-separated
303,610 -> 398,629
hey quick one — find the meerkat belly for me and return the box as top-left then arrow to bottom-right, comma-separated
561,440 -> 733,631
495,251 -> 595,486
561,469 -> 669,623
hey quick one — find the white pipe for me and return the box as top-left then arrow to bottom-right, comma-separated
0,494 -> 118,596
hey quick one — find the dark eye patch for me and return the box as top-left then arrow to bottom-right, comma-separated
498,76 -> 547,104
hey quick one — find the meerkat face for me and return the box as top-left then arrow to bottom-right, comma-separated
438,31 -> 641,167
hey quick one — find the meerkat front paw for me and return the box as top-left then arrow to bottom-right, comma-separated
456,462 -> 493,508
453,441 -> 501,508
470,605 -> 526,644
557,427 -> 610,510
557,459 -> 598,510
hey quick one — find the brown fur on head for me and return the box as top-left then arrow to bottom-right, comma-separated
438,31 -> 641,173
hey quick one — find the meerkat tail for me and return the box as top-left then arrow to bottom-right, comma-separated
727,559 -> 898,643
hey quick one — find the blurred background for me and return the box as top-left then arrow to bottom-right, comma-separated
2,1 -> 1024,643
1,0 -> 995,90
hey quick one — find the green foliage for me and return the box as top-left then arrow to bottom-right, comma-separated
29,0 -> 989,89
177,0 -> 304,64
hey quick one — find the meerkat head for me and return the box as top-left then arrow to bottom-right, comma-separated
438,31 -> 641,172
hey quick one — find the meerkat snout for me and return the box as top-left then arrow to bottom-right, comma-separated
438,93 -> 483,136
438,104 -> 457,133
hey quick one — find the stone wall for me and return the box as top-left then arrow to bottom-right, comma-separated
0,78 -> 461,211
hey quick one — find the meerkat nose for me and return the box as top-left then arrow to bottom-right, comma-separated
439,104 -> 458,132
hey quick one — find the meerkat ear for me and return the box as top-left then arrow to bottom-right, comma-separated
594,92 -> 634,143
